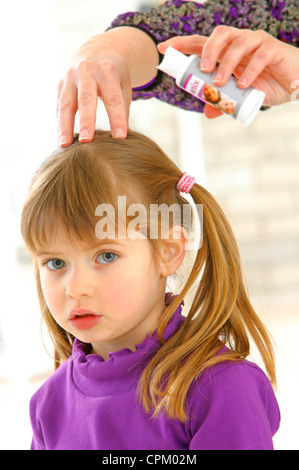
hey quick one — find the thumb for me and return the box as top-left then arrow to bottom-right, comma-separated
204,104 -> 223,119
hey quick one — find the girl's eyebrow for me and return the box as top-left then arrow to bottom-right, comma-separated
86,239 -> 130,252
35,250 -> 61,257
35,239 -> 129,257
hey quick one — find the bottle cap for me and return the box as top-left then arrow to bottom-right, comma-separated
237,88 -> 266,126
157,47 -> 189,78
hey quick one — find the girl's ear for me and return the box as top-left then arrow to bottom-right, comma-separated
159,226 -> 188,277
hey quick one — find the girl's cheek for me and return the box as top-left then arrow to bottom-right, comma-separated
40,274 -> 62,310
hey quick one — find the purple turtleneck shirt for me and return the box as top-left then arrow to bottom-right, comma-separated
30,304 -> 280,450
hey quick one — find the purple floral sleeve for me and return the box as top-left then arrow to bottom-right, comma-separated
108,0 -> 299,112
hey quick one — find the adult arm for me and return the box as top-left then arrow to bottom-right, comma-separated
57,26 -> 159,146
159,28 -> 299,118
57,0 -> 299,145
112,0 -> 299,113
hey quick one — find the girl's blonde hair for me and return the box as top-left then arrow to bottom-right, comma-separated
21,130 -> 276,422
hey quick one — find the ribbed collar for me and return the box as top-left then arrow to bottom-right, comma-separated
71,296 -> 184,397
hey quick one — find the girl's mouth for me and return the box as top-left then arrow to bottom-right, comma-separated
68,308 -> 101,330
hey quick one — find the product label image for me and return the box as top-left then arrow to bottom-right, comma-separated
183,73 -> 238,117
180,57 -> 254,119
158,47 -> 265,126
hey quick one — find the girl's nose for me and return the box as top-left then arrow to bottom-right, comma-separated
65,266 -> 94,299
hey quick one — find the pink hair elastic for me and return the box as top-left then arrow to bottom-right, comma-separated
177,172 -> 196,194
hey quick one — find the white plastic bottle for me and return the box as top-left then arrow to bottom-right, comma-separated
158,47 -> 265,126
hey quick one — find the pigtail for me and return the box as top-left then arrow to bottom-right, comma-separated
188,183 -> 276,378
139,182 -> 276,422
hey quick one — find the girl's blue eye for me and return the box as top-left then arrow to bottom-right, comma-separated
97,252 -> 117,264
47,259 -> 65,270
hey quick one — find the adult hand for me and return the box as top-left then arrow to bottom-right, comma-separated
159,26 -> 299,119
57,27 -> 159,147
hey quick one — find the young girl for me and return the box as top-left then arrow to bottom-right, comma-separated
21,130 -> 280,450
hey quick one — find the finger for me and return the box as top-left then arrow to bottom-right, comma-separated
104,85 -> 130,139
122,83 -> 132,128
98,69 -> 130,139
236,41 -> 278,88
56,78 -> 64,118
158,35 -> 207,55
203,104 -> 223,119
57,80 -> 78,147
211,32 -> 263,86
200,26 -> 242,73
77,78 -> 98,143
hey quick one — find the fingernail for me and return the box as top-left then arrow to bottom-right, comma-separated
238,78 -> 248,87
201,58 -> 210,71
213,72 -> 222,84
59,135 -> 68,147
79,129 -> 89,141
114,128 -> 125,139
